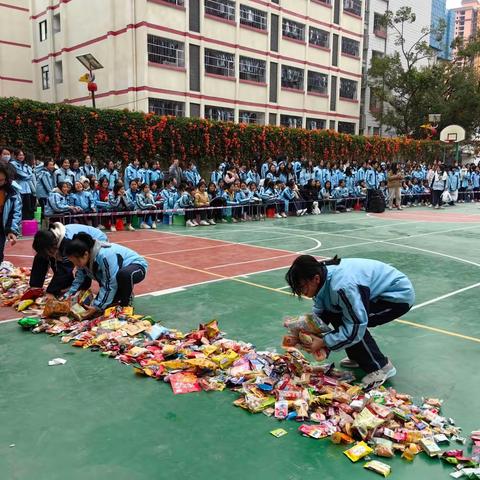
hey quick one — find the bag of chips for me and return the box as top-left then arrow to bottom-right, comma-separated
43,298 -> 71,318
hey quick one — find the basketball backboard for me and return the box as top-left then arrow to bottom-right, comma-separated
440,125 -> 465,143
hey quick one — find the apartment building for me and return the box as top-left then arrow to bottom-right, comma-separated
360,0 -> 434,136
0,0 -> 365,133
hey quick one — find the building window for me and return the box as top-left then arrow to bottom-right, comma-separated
309,26 -> 329,48
205,49 -> 235,77
307,71 -> 328,94
343,0 -> 362,17
306,118 -> 326,130
53,14 -> 61,34
148,35 -> 185,67
281,65 -> 304,90
280,115 -> 302,128
369,91 -> 381,112
39,20 -> 47,42
313,0 -> 331,5
240,5 -> 267,30
339,78 -> 357,100
338,121 -> 355,134
149,98 -> 185,117
282,18 -> 305,41
41,65 -> 50,90
239,56 -> 266,83
239,111 -> 263,124
205,0 -> 235,22
341,37 -> 360,57
54,61 -> 63,84
163,0 -> 185,4
205,106 -> 234,122
373,13 -> 387,38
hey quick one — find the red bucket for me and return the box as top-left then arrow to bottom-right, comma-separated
266,207 -> 276,218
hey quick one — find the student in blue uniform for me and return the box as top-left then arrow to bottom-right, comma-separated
65,232 -> 148,317
81,155 -> 97,178
35,158 -> 56,213
285,255 -> 415,388
124,157 -> 141,186
0,162 -> 22,269
28,223 -> 107,297
99,160 -> 120,190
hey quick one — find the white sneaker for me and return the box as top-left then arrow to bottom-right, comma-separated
127,224 -> 135,231
98,224 -> 106,230
361,360 -> 396,389
340,357 -> 360,368
199,220 -> 210,226
221,218 -> 228,223
275,213 -> 282,218
151,222 -> 157,229
186,220 -> 197,227
208,219 -> 216,225
300,209 -> 307,216
110,225 -> 117,232
191,219 -> 199,226
296,210 -> 302,216
140,222 -> 150,229
281,212 -> 287,218
434,205 -> 440,209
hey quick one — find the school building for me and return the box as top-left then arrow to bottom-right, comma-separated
0,0 -> 364,133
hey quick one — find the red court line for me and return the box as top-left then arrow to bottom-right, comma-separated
370,211 -> 480,223
1,230 -> 297,322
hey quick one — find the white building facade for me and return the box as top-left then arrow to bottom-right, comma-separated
360,0 -> 433,136
1,0 -> 365,133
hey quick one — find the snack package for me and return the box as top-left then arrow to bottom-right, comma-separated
71,303 -> 89,320
18,317 -> 40,329
420,438 -> 442,457
364,460 -> 391,477
274,400 -> 289,419
43,298 -> 71,318
169,372 -> 202,394
353,408 -> 385,438
284,314 -> 331,336
331,432 -> 355,444
344,442 -> 374,462
270,428 -> 288,438
17,299 -> 34,311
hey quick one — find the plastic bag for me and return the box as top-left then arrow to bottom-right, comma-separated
43,298 -> 71,318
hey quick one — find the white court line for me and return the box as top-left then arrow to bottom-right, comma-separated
411,282 -> 480,310
206,252 -> 297,270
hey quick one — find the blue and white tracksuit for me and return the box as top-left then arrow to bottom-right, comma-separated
0,183 -> 22,262
124,164 -> 141,186
68,242 -> 148,310
44,189 -> 72,216
53,168 -> 75,187
81,164 -> 97,178
98,168 -> 119,190
71,191 -> 96,212
312,259 -> 414,373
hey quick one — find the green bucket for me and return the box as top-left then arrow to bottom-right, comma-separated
34,207 -> 42,222
172,214 -> 186,226
131,215 -> 141,229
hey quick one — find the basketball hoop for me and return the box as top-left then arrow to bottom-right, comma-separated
440,125 -> 465,144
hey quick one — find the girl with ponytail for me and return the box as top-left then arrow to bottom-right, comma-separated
65,232 -> 148,318
285,254 -> 415,389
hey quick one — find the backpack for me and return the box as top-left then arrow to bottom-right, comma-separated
367,189 -> 386,213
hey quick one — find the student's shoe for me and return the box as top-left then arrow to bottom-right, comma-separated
301,209 -> 307,216
434,205 -> 440,209
186,220 -> 197,227
274,213 -> 282,218
388,206 -> 393,210
127,224 -> 136,231
98,224 -> 106,230
232,218 -> 238,223
221,218 -> 228,223
208,219 -> 216,225
110,225 -> 117,232
346,208 -> 352,212
199,220 -> 210,226
397,207 -> 403,210
140,222 -> 150,229
296,209 -> 302,216
281,212 -> 287,218
340,357 -> 360,368
151,222 -> 157,229
361,360 -> 397,389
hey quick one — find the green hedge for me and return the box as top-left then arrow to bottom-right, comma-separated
0,97 -> 446,171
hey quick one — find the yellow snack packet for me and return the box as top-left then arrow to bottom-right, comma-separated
17,299 -> 34,311
344,441 -> 374,462
364,460 -> 391,477
211,350 -> 239,368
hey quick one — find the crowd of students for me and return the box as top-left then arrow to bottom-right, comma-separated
2,146 -> 480,233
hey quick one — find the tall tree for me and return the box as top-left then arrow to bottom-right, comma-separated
368,7 -> 480,138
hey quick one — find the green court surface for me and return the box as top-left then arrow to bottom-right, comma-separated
1,205 -> 480,480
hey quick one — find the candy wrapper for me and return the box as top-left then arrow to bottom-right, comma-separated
18,317 -> 41,329
270,428 -> 288,438
284,314 -> 331,336
169,372 -> 202,394
364,460 -> 391,477
43,298 -> 71,318
344,441 -> 374,462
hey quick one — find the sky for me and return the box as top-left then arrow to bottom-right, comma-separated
446,0 -> 461,7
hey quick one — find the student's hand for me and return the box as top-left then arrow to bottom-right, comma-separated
303,335 -> 325,354
7,233 -> 17,246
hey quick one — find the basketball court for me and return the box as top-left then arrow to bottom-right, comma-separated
1,204 -> 479,480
